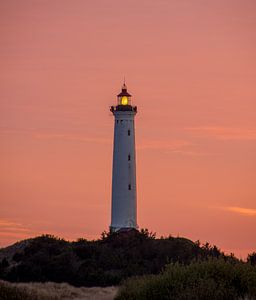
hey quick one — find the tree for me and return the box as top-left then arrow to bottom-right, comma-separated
247,252 -> 256,266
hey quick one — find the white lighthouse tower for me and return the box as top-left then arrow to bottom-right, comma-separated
110,83 -> 138,232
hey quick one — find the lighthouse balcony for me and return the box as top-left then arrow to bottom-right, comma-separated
110,105 -> 137,112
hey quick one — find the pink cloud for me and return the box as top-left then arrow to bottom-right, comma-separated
0,219 -> 34,243
0,128 -> 111,144
224,206 -> 256,217
33,133 -> 111,144
137,139 -> 192,151
0,219 -> 30,233
186,127 -> 256,140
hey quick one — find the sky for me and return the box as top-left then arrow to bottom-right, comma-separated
0,0 -> 256,258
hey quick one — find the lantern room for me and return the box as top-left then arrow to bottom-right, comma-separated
110,82 -> 137,113
117,83 -> 132,106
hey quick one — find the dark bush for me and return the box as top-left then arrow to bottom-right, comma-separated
0,230 -> 253,288
248,252 -> 256,266
116,259 -> 256,300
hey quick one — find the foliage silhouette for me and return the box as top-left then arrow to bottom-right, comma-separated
0,229 -> 252,287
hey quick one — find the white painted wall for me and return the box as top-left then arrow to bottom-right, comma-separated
110,110 -> 138,231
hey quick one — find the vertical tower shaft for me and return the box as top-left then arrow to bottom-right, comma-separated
110,84 -> 138,232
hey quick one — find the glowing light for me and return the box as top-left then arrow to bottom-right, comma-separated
121,96 -> 128,105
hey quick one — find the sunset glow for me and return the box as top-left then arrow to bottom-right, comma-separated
1,0 -> 256,258
225,207 -> 256,217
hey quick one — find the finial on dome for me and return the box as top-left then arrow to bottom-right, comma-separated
122,76 -> 127,90
117,78 -> 132,104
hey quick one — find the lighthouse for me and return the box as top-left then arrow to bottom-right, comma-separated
110,83 -> 138,232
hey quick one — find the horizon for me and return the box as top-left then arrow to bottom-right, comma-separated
1,0 -> 256,259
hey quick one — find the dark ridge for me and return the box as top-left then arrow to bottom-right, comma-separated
0,230 -> 254,287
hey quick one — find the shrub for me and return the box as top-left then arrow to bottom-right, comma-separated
0,232 -> 253,288
248,252 -> 256,266
116,259 -> 256,300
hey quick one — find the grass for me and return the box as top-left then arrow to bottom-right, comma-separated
0,280 -> 118,300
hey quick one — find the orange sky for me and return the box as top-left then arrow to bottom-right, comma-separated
1,0 -> 256,258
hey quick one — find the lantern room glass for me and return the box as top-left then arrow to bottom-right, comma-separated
118,95 -> 131,106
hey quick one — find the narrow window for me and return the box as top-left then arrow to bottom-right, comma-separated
128,154 -> 131,161
120,120 -> 123,123
128,129 -> 131,136
128,184 -> 131,190
116,120 -> 119,124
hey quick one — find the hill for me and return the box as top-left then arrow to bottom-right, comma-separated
0,229 -> 250,287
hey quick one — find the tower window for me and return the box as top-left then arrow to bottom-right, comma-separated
128,129 -> 130,136
128,184 -> 131,190
128,154 -> 131,161
116,120 -> 119,124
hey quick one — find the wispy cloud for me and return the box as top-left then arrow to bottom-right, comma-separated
34,133 -> 111,144
0,219 -> 30,233
0,219 -> 39,246
223,206 -> 256,217
137,139 -> 191,151
0,231 -> 32,239
137,139 -> 216,156
171,149 -> 216,156
0,219 -> 44,246
0,127 -> 111,145
186,126 -> 256,140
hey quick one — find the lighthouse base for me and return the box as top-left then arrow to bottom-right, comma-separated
110,225 -> 139,233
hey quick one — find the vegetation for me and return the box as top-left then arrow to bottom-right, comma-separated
0,229 -> 230,287
0,280 -> 117,300
248,252 -> 256,266
0,280 -> 42,300
116,259 -> 256,300
0,229 -> 255,295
